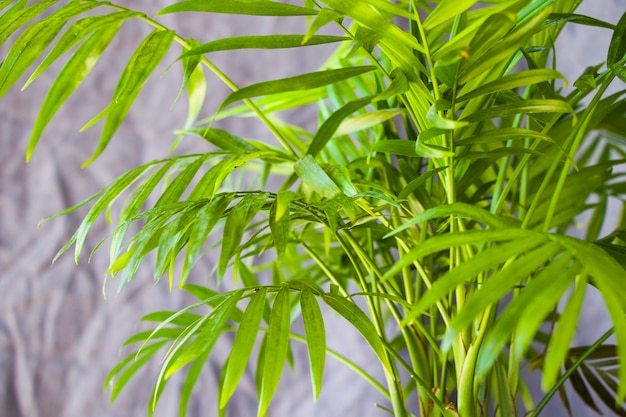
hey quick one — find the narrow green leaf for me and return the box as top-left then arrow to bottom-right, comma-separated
371,139 -> 416,156
386,229 -> 536,284
220,287 -> 267,409
295,155 -> 342,199
158,0 -> 317,16
187,127 -> 258,153
179,348 -> 211,417
182,194 -> 233,285
608,11 -> 626,66
219,193 -> 269,277
307,96 -> 373,156
180,35 -> 348,56
82,29 -> 175,166
384,203 -> 518,239
165,290 -> 243,378
27,23 -> 121,161
106,341 -> 168,402
541,275 -> 587,391
0,0 -> 56,48
456,69 -> 564,102
58,164 -> 151,263
24,10 -> 140,89
154,156 -> 207,206
304,9 -> 343,43
545,13 -> 616,30
456,128 -> 558,147
460,99 -> 574,123
270,197 -> 290,261
221,66 -> 377,108
301,289 -> 326,401
405,234 -> 548,324
258,287 -> 291,417
442,242 -> 562,351
477,255 -> 579,378
0,1 -> 98,98
553,236 -> 626,399
322,293 -> 390,373
319,0 -> 424,52
336,109 -> 404,136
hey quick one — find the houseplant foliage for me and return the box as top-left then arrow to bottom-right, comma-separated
3,0 -> 626,416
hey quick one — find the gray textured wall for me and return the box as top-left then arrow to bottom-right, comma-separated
0,1 -> 624,416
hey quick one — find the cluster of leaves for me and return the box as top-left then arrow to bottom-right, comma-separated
3,0 -> 626,417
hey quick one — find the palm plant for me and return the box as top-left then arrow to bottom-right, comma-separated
3,0 -> 626,416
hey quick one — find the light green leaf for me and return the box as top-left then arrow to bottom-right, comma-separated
219,193 -> 269,277
165,290 -> 243,378
0,1 -> 98,98
158,0 -> 317,16
82,29 -> 175,166
27,23 -> 122,162
258,287 -> 291,417
221,66 -> 377,108
301,289 -> 326,401
295,155 -> 342,199
456,69 -> 564,102
220,287 -> 267,409
180,35 -> 348,56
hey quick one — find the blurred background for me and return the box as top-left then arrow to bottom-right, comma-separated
0,1 -> 624,416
